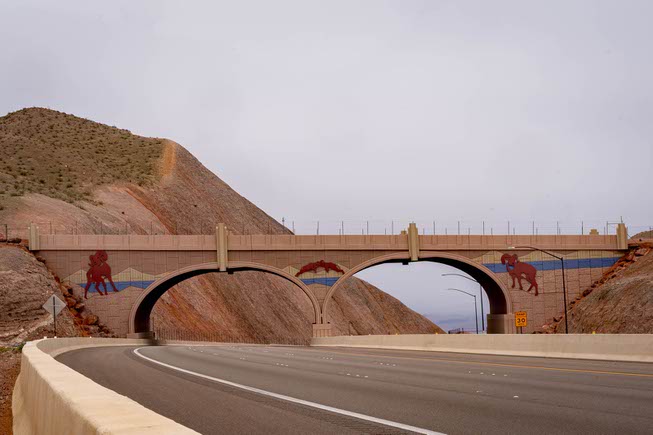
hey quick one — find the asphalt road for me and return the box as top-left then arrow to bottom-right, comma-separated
57,345 -> 653,435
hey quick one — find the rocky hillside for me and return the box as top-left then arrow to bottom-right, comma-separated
0,242 -> 86,435
0,243 -> 84,344
0,108 -> 443,343
540,243 -> 653,333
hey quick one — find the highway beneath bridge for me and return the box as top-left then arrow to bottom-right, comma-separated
57,345 -> 653,434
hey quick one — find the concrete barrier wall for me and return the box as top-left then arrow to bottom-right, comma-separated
312,334 -> 653,363
12,338 -> 199,435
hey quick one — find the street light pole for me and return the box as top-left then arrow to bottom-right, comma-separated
510,245 -> 568,334
443,288 -> 479,334
442,273 -> 485,333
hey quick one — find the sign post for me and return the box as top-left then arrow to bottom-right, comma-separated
515,311 -> 527,334
42,295 -> 66,337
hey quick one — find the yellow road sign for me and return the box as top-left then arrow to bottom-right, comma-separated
515,311 -> 528,328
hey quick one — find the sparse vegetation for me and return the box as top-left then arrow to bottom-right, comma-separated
0,108 -> 165,205
0,343 -> 24,353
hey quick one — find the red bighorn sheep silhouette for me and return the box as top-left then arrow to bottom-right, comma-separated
84,250 -> 118,299
295,260 -> 344,277
501,254 -> 539,296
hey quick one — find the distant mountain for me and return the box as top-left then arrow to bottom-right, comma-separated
423,313 -> 478,333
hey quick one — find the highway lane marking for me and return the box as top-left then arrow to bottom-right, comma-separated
134,348 -> 444,435
338,372 -> 369,378
303,348 -> 653,378
182,345 -> 653,379
192,345 -> 653,378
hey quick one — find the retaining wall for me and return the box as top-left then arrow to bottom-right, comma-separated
12,338 -> 199,435
311,334 -> 653,362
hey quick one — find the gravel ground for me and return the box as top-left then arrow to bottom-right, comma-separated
0,348 -> 21,434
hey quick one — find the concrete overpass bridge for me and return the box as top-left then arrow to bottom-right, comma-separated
28,223 -> 629,337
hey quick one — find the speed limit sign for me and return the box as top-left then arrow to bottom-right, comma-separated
515,311 -> 528,328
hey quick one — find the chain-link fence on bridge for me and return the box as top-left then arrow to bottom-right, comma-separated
1,219 -> 652,239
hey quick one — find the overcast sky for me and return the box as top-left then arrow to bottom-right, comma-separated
2,1 -> 652,330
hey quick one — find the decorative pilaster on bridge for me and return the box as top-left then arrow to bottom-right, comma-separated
616,223 -> 628,250
216,223 -> 229,272
407,222 -> 419,261
312,323 -> 332,338
28,223 -> 40,251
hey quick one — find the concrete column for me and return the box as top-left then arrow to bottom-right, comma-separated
28,223 -> 40,251
216,223 -> 228,272
407,222 -> 419,262
616,223 -> 628,250
487,314 -> 516,334
312,323 -> 332,338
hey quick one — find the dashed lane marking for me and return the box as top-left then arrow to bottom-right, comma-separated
307,349 -> 653,378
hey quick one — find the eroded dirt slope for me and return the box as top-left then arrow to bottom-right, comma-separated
538,243 -> 653,334
0,244 -> 81,344
565,244 -> 653,333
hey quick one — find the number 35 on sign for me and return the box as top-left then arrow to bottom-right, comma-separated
515,311 -> 528,328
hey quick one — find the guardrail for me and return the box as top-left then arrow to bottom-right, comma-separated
12,338 -> 198,435
311,334 -> 653,362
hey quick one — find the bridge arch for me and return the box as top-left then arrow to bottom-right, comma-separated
128,261 -> 321,336
322,251 -> 513,332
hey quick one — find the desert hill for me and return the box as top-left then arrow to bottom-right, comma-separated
0,108 -> 163,204
0,107 -> 443,343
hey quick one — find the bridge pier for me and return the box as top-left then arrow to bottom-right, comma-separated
487,314 -> 516,334
313,323 -> 332,338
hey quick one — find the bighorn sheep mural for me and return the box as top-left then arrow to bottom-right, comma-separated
84,250 -> 118,298
501,253 -> 539,296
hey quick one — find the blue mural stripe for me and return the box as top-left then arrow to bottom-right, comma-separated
483,257 -> 620,273
300,277 -> 340,286
83,280 -> 155,293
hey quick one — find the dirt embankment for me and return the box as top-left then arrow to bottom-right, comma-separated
540,243 -> 653,333
565,244 -> 652,333
0,243 -> 82,344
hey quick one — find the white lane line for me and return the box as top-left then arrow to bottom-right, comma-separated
134,347 -> 443,435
